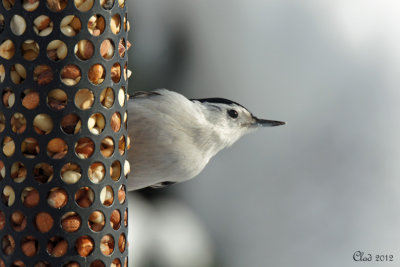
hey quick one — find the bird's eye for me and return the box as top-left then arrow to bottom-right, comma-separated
227,109 -> 238,118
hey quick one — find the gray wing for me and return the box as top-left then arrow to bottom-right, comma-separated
129,91 -> 161,99
150,181 -> 177,189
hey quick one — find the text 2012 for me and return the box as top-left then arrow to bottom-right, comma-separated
353,251 -> 394,262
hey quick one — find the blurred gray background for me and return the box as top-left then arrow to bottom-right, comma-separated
127,1 -> 400,266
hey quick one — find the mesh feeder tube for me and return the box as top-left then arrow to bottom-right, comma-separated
0,0 -> 131,266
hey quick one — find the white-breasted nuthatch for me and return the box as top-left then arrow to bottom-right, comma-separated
127,89 -> 285,190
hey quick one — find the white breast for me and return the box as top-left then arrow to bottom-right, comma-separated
127,90 -> 212,190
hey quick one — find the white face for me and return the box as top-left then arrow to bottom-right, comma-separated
199,99 -> 284,148
225,105 -> 256,129
209,103 -> 258,147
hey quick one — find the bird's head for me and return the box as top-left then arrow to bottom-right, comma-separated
193,98 -> 285,147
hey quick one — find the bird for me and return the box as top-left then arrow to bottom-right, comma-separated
127,89 -> 285,190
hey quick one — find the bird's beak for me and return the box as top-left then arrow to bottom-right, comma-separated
252,117 -> 286,127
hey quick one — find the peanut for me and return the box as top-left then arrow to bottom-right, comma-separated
45,137 -> 63,153
88,162 -> 105,183
111,63 -> 121,83
100,0 -> 113,9
2,0 -> 14,10
61,64 -> 81,85
118,135 -> 126,155
62,114 -> 82,134
3,89 -> 15,108
47,40 -> 67,61
118,185 -> 126,203
21,138 -> 39,158
100,87 -> 115,108
10,113 -> 27,134
33,15 -> 53,36
118,39 -> 126,57
11,211 -> 27,231
111,259 -> 121,267
100,235 -> 114,256
1,91 -> 11,108
111,160 -> 121,181
23,0 -> 39,11
71,16 -> 82,31
118,87 -> 125,106
111,112 -> 121,132
124,159 -> 131,176
21,187 -> 40,208
34,15 -> 51,31
34,163 -> 54,184
10,161 -> 27,183
88,113 -> 105,135
110,14 -> 121,34
34,65 -> 53,85
47,188 -> 68,209
124,209 -> 128,227
2,235 -> 15,255
10,15 -> 26,36
75,137 -> 94,159
75,40 -> 94,60
10,64 -> 26,84
88,211 -> 105,231
76,236 -> 94,256
118,234 -> 126,252
100,137 -> 114,158
124,15 -> 130,32
22,40 -> 39,61
75,89 -> 94,110
0,40 -> 15,60
21,236 -> 37,256
61,25 -> 75,36
127,68 -> 132,79
75,187 -> 94,208
100,186 -> 113,206
88,64 -> 105,84
124,110 -> 128,126
89,211 -> 104,224
62,170 -> 81,184
35,212 -> 53,233
87,15 -> 103,35
22,90 -> 39,109
61,163 -> 82,183
100,39 -> 114,59
61,212 -> 81,232
46,0 -> 67,12
110,209 -> 121,230
33,114 -> 53,135
0,65 -> 5,83
47,237 -> 68,257
3,137 -> 15,157
75,0 -> 93,11
47,138 -> 67,158
48,89 -> 67,110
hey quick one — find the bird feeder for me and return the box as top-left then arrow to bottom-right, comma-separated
0,0 -> 129,265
